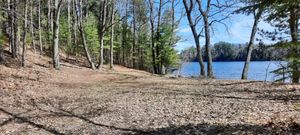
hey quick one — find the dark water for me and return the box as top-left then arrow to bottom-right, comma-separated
175,61 -> 286,81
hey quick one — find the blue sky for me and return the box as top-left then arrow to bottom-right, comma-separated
174,2 -> 274,51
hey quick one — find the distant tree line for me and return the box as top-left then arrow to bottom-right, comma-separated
180,41 -> 286,62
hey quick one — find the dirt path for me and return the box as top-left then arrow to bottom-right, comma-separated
1,53 -> 300,134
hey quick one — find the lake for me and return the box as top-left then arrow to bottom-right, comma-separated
174,61 -> 287,82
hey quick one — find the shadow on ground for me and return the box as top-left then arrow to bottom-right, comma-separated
116,90 -> 300,102
127,122 -> 300,135
0,98 -> 145,135
1,100 -> 300,135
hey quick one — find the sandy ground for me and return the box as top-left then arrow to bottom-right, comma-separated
1,51 -> 300,135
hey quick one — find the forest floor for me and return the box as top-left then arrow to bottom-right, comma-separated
1,50 -> 300,135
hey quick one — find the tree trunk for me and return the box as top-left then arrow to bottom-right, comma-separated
289,7 -> 300,83
12,0 -> 19,58
72,0 -> 78,59
10,0 -> 15,56
155,0 -> 163,74
195,0 -> 214,78
132,0 -> 137,69
15,0 -> 19,58
242,10 -> 263,80
149,0 -> 158,74
203,16 -> 214,78
30,0 -> 36,53
48,0 -> 53,46
98,0 -> 107,70
78,0 -> 96,70
7,0 -> 12,53
0,47 -> 4,63
109,1 -> 115,70
121,1 -> 128,67
98,32 -> 105,69
38,0 -> 43,54
129,22 -> 134,68
183,0 -> 206,77
22,0 -> 28,67
67,0 -> 71,58
52,0 -> 62,70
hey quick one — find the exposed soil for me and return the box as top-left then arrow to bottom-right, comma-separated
1,51 -> 300,135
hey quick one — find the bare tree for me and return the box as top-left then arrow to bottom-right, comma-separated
30,0 -> 36,53
48,0 -> 53,45
183,0 -> 206,77
195,0 -> 213,78
132,0 -> 137,68
148,0 -> 157,74
120,0 -> 129,67
77,0 -> 96,70
12,0 -> 19,58
52,0 -> 63,69
21,0 -> 28,67
7,0 -> 12,53
97,0 -> 108,70
38,0 -> 43,54
240,1 -> 264,80
109,0 -> 115,70
6,0 -> 20,57
195,0 -> 235,78
67,0 -> 71,58
72,0 -> 78,59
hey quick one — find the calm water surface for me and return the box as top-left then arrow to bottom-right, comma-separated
175,61 -> 286,81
